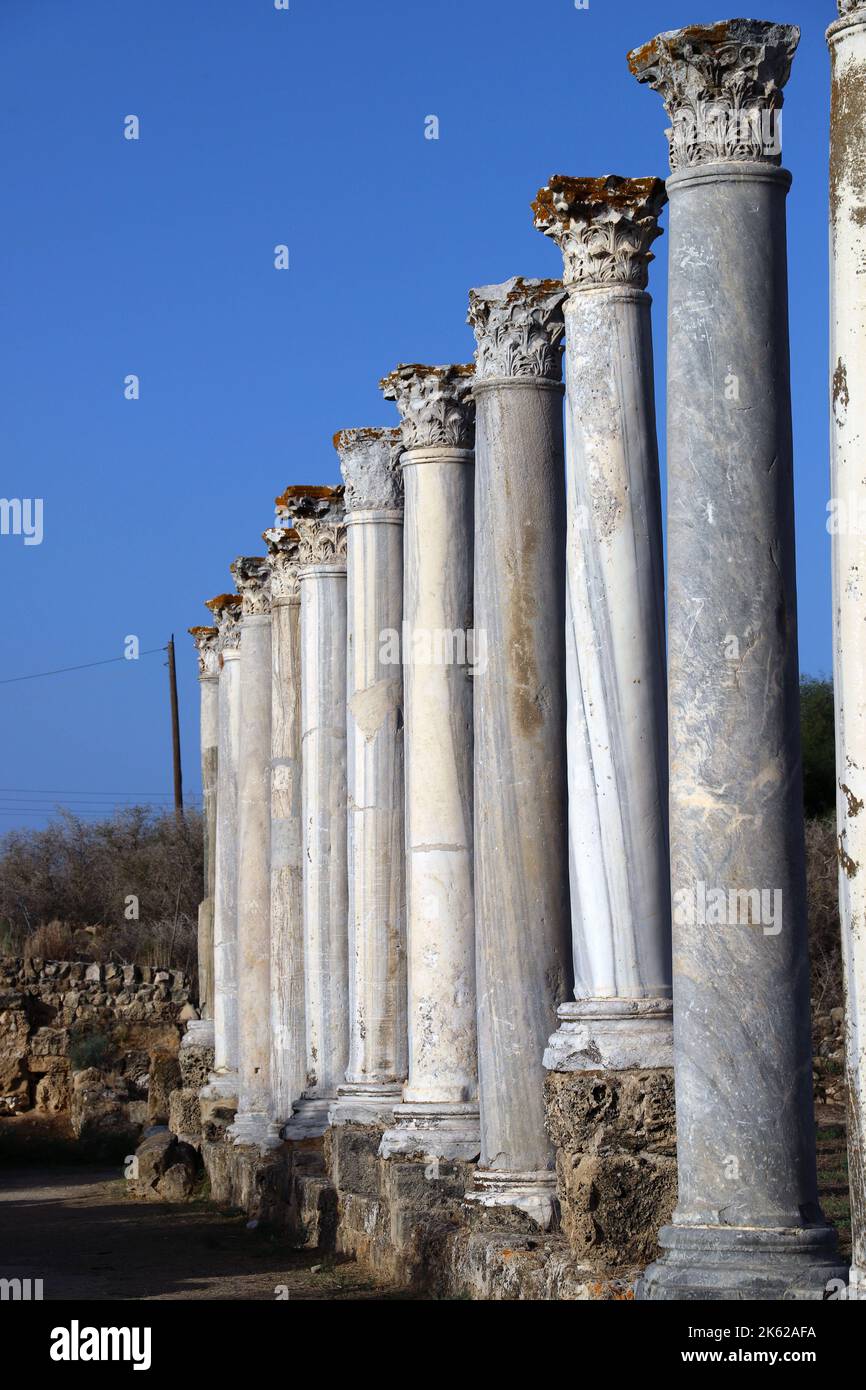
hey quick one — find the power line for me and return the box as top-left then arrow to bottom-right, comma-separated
0,646 -> 167,686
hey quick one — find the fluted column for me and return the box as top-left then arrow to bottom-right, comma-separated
186,625 -> 219,1050
201,594 -> 242,1102
283,510 -> 350,1139
463,278 -> 571,1223
828,0 -> 866,1299
630,19 -> 845,1299
227,557 -> 277,1150
331,428 -> 408,1125
378,364 -> 480,1161
532,177 -> 672,1072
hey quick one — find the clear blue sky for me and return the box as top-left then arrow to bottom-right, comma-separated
0,0 -> 834,828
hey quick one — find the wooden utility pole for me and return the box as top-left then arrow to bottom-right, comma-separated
167,635 -> 184,819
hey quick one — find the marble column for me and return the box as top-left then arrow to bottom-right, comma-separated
186,625 -> 219,1050
378,364 -> 480,1161
331,428 -> 408,1125
282,510 -> 351,1139
629,19 -> 846,1299
262,526 -> 305,1134
226,556 -> 277,1150
463,278 -> 572,1223
201,594 -> 242,1102
828,0 -> 866,1300
532,177 -> 673,1072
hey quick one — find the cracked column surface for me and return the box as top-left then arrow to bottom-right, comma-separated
378,364 -> 480,1162
201,594 -> 242,1103
331,428 -> 408,1126
829,0 -> 866,1300
282,493 -> 351,1139
532,177 -> 673,1072
463,278 -> 572,1226
629,19 -> 846,1299
227,557 -> 277,1151
187,625 -> 219,1051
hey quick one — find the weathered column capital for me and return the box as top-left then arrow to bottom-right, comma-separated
627,20 -> 800,171
262,526 -> 302,606
532,176 -> 667,292
296,518 -> 348,571
274,484 -> 345,526
467,277 -> 566,382
333,427 -> 404,514
205,594 -> 243,657
230,556 -> 272,618
380,364 -> 475,452
838,1 -> 866,16
188,625 -> 219,679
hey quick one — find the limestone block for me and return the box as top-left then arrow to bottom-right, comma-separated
556,1151 -> 676,1272
147,1050 -> 182,1125
169,1087 -> 203,1145
544,1070 -> 676,1157
35,1068 -> 71,1114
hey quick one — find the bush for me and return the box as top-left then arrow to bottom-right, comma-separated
68,1031 -> 112,1072
800,677 -> 836,819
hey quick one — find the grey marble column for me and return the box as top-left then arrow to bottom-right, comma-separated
331,428 -> 408,1126
227,557 -> 277,1150
201,594 -> 242,1102
630,19 -> 845,1300
186,625 -> 219,1050
283,509 -> 351,1139
828,0 -> 866,1300
262,526 -> 305,1134
378,364 -> 480,1162
463,278 -> 572,1224
532,177 -> 673,1072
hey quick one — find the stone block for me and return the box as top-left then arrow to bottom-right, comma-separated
168,1086 -> 202,1145
147,1050 -> 182,1125
556,1150 -> 676,1272
544,1069 -> 676,1157
325,1123 -> 383,1198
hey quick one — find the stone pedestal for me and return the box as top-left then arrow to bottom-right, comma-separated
828,0 -> 866,1301
629,20 -> 846,1300
464,278 -> 572,1226
378,364 -> 480,1162
186,625 -> 219,1051
227,557 -> 277,1151
331,428 -> 408,1126
201,595 -> 242,1103
283,510 -> 351,1140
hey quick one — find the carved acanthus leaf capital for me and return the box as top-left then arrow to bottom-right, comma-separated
468,277 -> 566,381
333,428 -> 404,512
205,594 -> 243,653
188,625 -> 220,679
263,526 -> 302,603
295,519 -> 348,569
230,556 -> 272,617
628,21 -> 800,171
533,175 -> 666,290
274,485 -> 345,526
380,364 -> 475,451
838,0 -> 866,15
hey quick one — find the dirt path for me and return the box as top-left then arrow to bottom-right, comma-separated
0,1166 -> 406,1300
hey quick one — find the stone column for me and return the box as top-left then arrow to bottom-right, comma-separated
629,19 -> 846,1299
463,278 -> 572,1224
331,428 -> 408,1125
201,594 -> 242,1102
186,625 -> 219,1051
226,556 -> 277,1150
282,511 -> 351,1139
262,526 -> 305,1134
378,364 -> 480,1161
828,0 -> 866,1300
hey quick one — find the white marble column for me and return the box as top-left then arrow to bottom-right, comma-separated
532,176 -> 673,1072
378,364 -> 480,1161
828,0 -> 866,1299
331,428 -> 408,1125
186,625 -> 219,1050
227,557 -> 277,1150
283,510 -> 351,1139
464,278 -> 572,1224
201,594 -> 242,1102
262,526 -> 305,1135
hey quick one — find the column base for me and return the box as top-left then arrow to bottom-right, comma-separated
636,1223 -> 848,1301
228,1110 -> 283,1151
281,1095 -> 333,1141
200,1070 -> 239,1103
464,1168 -> 559,1230
378,1102 -> 481,1161
848,1265 -> 866,1300
543,998 -> 673,1071
181,1018 -> 214,1050
330,1081 -> 403,1126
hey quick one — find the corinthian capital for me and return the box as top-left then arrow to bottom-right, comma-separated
188,625 -> 219,678
295,519 -> 348,569
628,20 -> 800,171
205,594 -> 243,653
263,526 -> 302,604
380,364 -> 475,451
468,277 -> 566,381
533,175 -> 666,291
333,428 -> 404,512
838,1 -> 866,15
230,556 -> 272,617
274,484 -> 345,526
